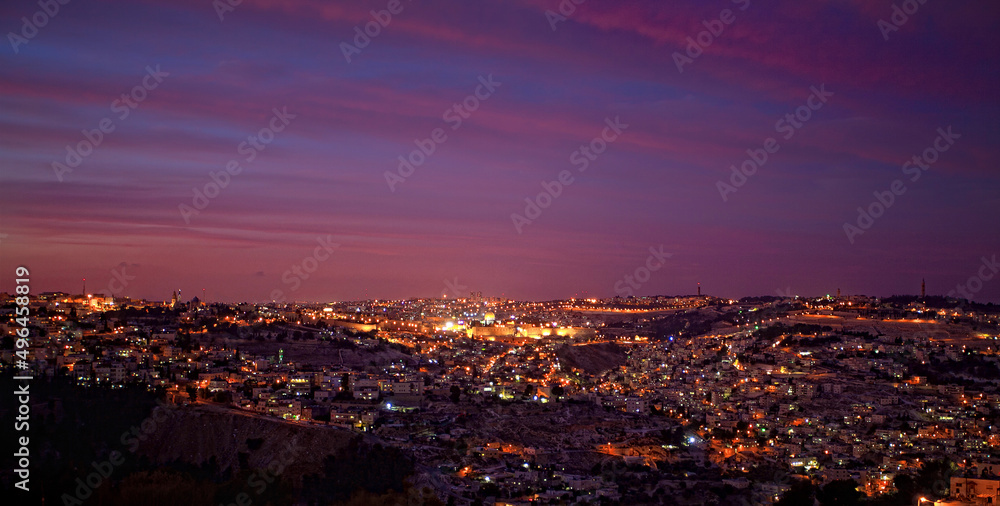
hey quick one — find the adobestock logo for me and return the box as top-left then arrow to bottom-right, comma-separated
385,74 -> 501,192
843,126 -> 958,244
269,235 -> 340,303
546,0 -> 586,31
613,245 -> 672,297
60,400 -> 180,505
52,65 -> 169,182
213,0 -> 244,21
219,439 -> 300,506
442,277 -> 469,298
340,0 -> 412,63
95,263 -> 139,298
717,84 -> 832,201
511,116 -> 628,234
877,0 -> 931,41
947,254 -> 999,302
672,0 -> 750,74
179,107 -> 296,224
7,0 -> 73,54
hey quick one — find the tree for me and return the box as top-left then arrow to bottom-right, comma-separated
817,479 -> 862,506
916,459 -> 956,498
776,479 -> 815,506
301,443 -> 415,504
450,385 -> 461,403
893,474 -> 915,498
523,384 -> 536,398
551,385 -> 564,400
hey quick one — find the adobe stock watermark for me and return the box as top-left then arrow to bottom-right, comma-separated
213,0 -> 245,22
384,74 -> 501,192
776,286 -> 796,298
442,277 -> 468,298
340,0 -> 412,63
744,469 -> 791,506
510,116 -> 628,234
218,439 -> 299,506
51,65 -> 170,182
717,84 -> 832,202
60,400 -> 180,505
877,0 -> 931,41
672,0 -> 750,73
179,107 -> 296,224
947,254 -> 998,302
843,126 -> 959,244
7,0 -> 73,54
269,235 -> 340,303
613,246 -> 672,297
546,0 -> 586,31
95,262 -> 139,298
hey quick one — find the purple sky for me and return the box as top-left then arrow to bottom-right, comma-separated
2,0 -> 999,303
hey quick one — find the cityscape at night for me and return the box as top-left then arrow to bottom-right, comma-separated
1,291 -> 999,505
2,0 -> 999,505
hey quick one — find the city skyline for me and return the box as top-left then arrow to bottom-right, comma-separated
4,286 -> 998,505
15,279 -> 984,307
2,0 -> 999,303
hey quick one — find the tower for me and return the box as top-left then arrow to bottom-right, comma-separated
171,290 -> 178,307
697,283 -> 701,296
921,279 -> 925,298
